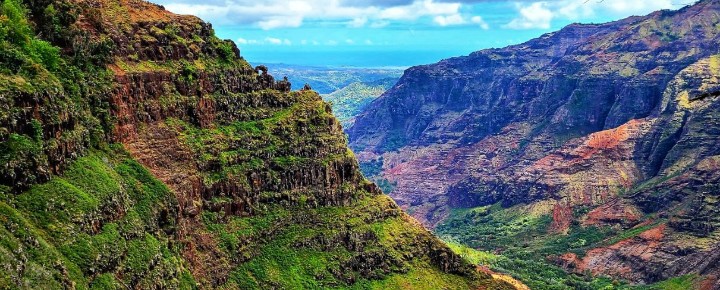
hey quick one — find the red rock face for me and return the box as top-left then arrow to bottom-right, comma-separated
366,118 -> 652,228
522,119 -> 650,206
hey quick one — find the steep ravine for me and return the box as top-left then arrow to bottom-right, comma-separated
0,0 -> 511,288
349,0 -> 720,288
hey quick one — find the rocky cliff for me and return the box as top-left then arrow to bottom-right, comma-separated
349,0 -> 720,287
0,0 -> 509,288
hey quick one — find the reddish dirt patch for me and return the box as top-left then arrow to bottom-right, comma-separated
699,275 -> 718,290
639,224 -> 666,241
583,199 -> 642,227
550,203 -> 573,234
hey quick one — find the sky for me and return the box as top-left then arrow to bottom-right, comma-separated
148,0 -> 695,67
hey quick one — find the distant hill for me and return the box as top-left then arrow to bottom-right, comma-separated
264,63 -> 403,94
325,78 -> 399,128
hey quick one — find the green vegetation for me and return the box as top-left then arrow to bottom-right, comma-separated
199,194 -> 484,289
445,241 -> 498,266
0,0 -> 114,190
324,78 -> 398,127
0,148 -> 196,289
437,201 -> 701,289
359,157 -> 384,177
168,90 -> 352,191
438,203 -> 555,251
162,83 -> 490,288
0,1 -> 488,289
636,275 -> 701,290
437,203 -> 626,289
375,178 -> 398,194
358,158 -> 398,193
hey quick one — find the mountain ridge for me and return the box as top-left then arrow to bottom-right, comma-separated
349,0 -> 720,287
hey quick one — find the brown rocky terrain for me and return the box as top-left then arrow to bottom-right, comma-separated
349,0 -> 720,287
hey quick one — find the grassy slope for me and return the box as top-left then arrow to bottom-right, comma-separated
0,146 -> 486,289
438,203 -> 703,290
165,88 -> 492,289
0,147 -> 196,289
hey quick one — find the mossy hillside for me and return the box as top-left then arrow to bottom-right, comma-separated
0,147 -> 195,289
165,87 -> 490,288
168,89 -> 353,196
0,0 -> 491,288
0,0 -> 114,190
324,78 -> 398,128
77,0 -> 245,66
0,0 -> 260,191
200,193 -> 488,289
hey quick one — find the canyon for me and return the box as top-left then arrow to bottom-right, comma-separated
349,0 -> 720,288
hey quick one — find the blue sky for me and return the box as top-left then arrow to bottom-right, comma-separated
148,0 -> 693,67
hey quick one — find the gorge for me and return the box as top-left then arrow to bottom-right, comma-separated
348,0 -> 720,288
2,0 -> 720,289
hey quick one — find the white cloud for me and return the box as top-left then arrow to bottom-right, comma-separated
348,17 -> 368,28
365,39 -> 374,45
596,0 -> 674,15
433,14 -> 465,26
160,0 -> 465,30
264,37 -> 283,45
507,0 -> 677,30
158,0 -> 680,33
471,16 -> 489,30
505,2 -> 554,30
556,0 -> 675,20
258,16 -> 303,30
235,38 -> 261,45
264,37 -> 292,45
159,4 -> 227,20
379,0 -> 460,20
345,39 -> 355,44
